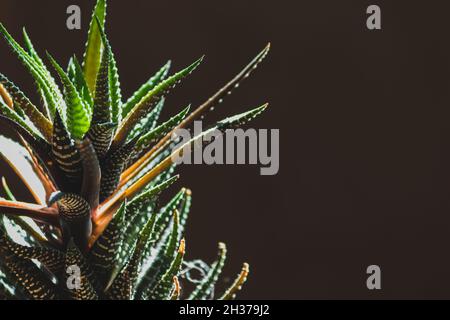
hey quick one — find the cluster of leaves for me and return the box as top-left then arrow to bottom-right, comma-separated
0,0 -> 268,300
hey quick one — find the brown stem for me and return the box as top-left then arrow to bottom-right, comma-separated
0,199 -> 58,225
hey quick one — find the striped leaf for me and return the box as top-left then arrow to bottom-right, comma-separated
89,202 -> 126,281
0,95 -> 43,141
0,235 -> 64,274
0,73 -> 53,141
99,137 -> 138,202
64,239 -> 98,300
108,211 -> 158,298
95,16 -> 121,124
86,122 -> 116,159
51,111 -> 82,186
2,255 -> 58,299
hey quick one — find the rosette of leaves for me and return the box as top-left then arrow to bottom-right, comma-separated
0,0 -> 268,300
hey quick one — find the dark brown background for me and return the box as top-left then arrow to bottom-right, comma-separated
1,0 -> 450,299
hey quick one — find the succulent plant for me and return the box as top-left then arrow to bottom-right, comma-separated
0,0 -> 269,300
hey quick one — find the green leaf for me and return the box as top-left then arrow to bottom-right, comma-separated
177,188 -> 192,236
91,23 -> 112,125
146,238 -> 185,300
82,0 -> 107,94
108,210 -> 158,297
121,60 -> 171,119
22,28 -> 62,119
128,97 -> 165,141
94,16 -> 122,124
126,175 -> 179,221
0,97 -> 42,140
22,28 -> 47,70
0,23 -> 64,119
68,55 -> 93,115
0,73 -> 53,141
47,53 -> 90,140
108,45 -> 121,125
113,57 -> 203,150
151,189 -> 187,246
119,187 -> 184,280
133,105 -> 190,156
216,103 -> 268,130
189,243 -> 227,300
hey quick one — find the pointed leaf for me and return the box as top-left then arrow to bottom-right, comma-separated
121,61 -> 171,119
133,105 -> 190,157
82,0 -> 107,94
86,122 -> 116,159
51,111 -> 82,185
113,57 -> 203,150
99,137 -> 138,202
128,97 -> 165,141
68,55 -> 93,114
0,23 -> 65,118
0,235 -> 64,273
146,238 -> 185,300
64,239 -> 98,300
0,73 -> 53,141
47,53 -> 90,139
89,201 -> 126,278
0,97 -> 43,141
2,255 -> 58,299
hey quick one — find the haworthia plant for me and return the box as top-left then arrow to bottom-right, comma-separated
0,0 -> 270,300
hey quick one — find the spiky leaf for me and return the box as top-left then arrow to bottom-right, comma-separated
0,73 -> 52,141
219,263 -> 250,300
64,240 -> 98,300
121,61 -> 171,119
113,57 -> 203,150
146,239 -> 185,300
89,202 -> 126,278
189,243 -> 227,300
68,56 -> 93,114
82,0 -> 107,94
47,54 -> 90,140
